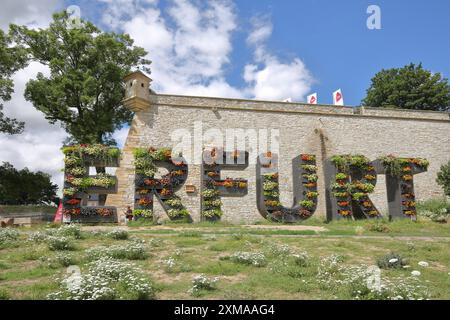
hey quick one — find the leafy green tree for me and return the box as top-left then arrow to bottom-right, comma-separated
10,11 -> 151,145
362,63 -> 450,111
436,160 -> 450,196
0,162 -> 58,205
0,29 -> 27,134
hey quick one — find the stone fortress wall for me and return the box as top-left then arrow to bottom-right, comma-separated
106,72 -> 450,223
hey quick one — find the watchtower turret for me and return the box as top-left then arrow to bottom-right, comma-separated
122,70 -> 152,112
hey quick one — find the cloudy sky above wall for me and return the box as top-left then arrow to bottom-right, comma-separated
0,0 -> 449,193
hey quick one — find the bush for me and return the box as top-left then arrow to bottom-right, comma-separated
55,253 -> 76,267
86,241 -> 148,260
0,228 -> 19,244
0,288 -> 10,300
267,243 -> 292,257
28,231 -> 48,243
316,254 -> 429,300
107,229 -> 129,240
376,252 -> 408,269
40,252 -> 76,268
47,257 -> 156,300
417,198 -> 449,223
230,251 -> 267,267
366,220 -> 391,233
46,224 -> 82,239
47,236 -> 74,251
436,160 -> 450,196
292,252 -> 310,267
188,274 -> 219,297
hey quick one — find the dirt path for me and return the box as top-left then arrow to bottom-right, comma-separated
79,225 -> 450,242
80,224 -> 327,233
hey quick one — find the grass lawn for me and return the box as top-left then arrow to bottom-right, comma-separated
0,218 -> 449,300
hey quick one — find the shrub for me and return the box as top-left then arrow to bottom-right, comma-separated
28,231 -> 48,243
268,251 -> 310,278
316,253 -> 429,300
292,252 -> 310,267
0,288 -> 10,300
366,220 -> 391,233
40,252 -> 76,268
376,252 -> 407,269
346,267 -> 430,300
107,229 -> 129,240
316,254 -> 346,289
149,238 -> 164,247
436,160 -> 450,196
417,198 -> 449,223
47,257 -> 156,300
86,241 -> 148,260
267,243 -> 292,257
55,253 -> 76,267
230,251 -> 267,267
47,224 -> 82,239
0,228 -> 19,244
47,236 -> 74,251
162,257 -> 177,273
188,274 -> 219,297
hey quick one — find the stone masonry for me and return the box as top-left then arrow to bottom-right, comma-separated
106,71 -> 450,224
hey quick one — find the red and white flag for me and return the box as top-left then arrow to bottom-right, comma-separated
307,93 -> 317,104
333,89 -> 344,106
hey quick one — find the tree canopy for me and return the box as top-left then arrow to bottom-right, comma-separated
436,160 -> 450,197
10,11 -> 151,145
362,63 -> 450,111
0,162 -> 58,205
0,29 -> 27,134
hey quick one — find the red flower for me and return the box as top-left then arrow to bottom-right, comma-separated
66,198 -> 81,205
301,154 -> 315,161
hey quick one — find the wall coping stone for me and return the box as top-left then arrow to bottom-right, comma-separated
147,93 -> 450,123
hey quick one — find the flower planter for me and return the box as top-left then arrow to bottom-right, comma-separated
70,207 -> 118,223
86,181 -> 118,194
82,155 -> 120,167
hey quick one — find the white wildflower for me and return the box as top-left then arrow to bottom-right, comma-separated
418,261 -> 429,267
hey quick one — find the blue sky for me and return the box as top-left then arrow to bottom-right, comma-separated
66,0 -> 450,106
231,0 -> 450,105
1,0 -> 449,189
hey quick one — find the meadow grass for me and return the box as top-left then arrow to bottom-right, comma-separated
0,218 -> 448,300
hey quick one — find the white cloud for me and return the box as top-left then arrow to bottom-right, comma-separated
98,0 -> 158,30
243,15 -> 314,101
0,0 -> 315,197
0,0 -> 60,30
0,1 -> 66,195
246,14 -> 272,47
118,0 -> 243,97
105,0 -> 313,101
0,63 -> 67,193
244,58 -> 313,101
